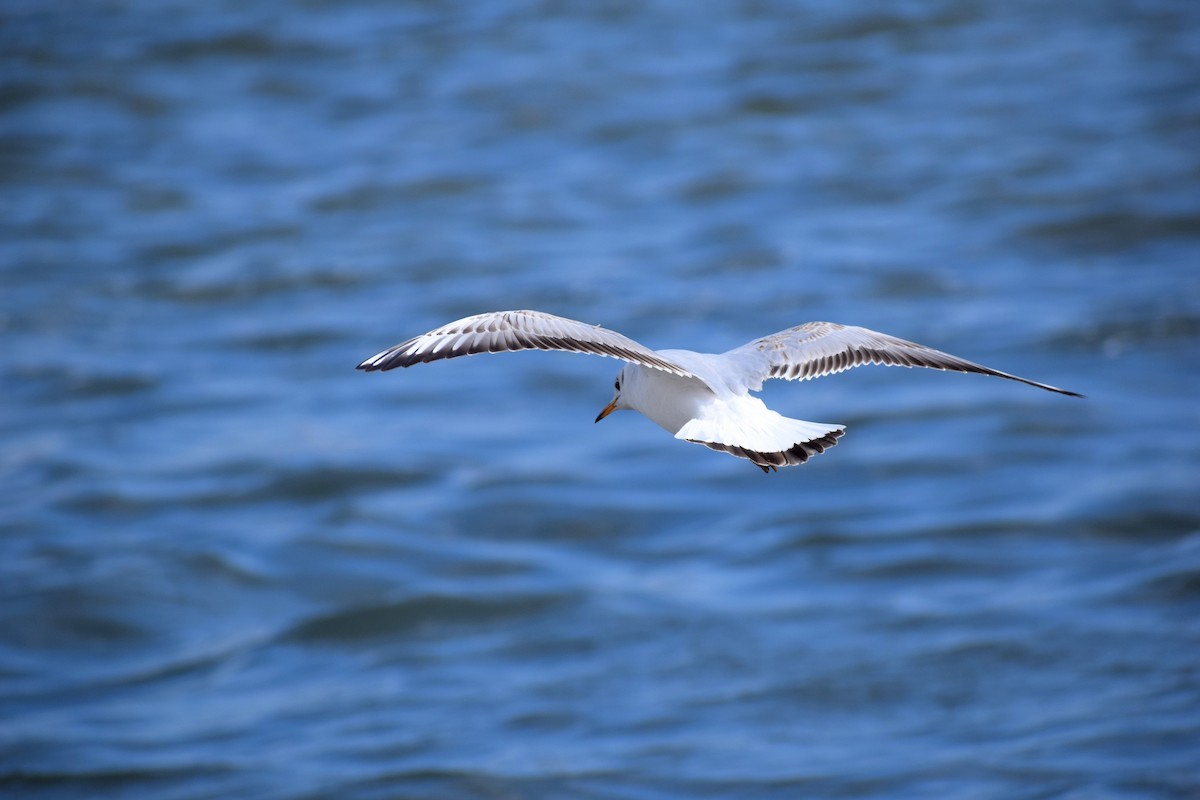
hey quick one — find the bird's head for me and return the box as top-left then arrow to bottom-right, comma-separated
594,368 -> 626,423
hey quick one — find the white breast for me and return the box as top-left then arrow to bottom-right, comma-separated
623,366 -> 716,434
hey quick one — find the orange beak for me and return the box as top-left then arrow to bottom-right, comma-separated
594,399 -> 618,423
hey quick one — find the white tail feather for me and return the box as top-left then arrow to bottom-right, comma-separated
674,395 -> 843,453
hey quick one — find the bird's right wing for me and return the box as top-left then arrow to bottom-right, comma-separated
722,322 -> 1082,396
357,309 -> 698,378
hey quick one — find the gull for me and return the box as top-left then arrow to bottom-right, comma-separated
357,310 -> 1082,472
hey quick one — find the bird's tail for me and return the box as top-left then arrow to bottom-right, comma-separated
675,403 -> 845,472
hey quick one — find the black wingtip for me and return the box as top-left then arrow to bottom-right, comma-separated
357,349 -> 405,372
357,357 -> 396,372
1012,374 -> 1084,398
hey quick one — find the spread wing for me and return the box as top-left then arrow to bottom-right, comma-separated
723,322 -> 1082,397
357,309 -> 697,378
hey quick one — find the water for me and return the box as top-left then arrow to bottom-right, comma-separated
3,1 -> 1199,798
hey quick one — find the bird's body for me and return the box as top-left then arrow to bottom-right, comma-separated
358,310 -> 1081,472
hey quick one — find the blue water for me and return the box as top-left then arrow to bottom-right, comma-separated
3,2 -> 1199,798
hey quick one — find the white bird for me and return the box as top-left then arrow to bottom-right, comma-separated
357,310 -> 1082,472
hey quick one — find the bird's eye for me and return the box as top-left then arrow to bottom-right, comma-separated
614,378 -> 620,391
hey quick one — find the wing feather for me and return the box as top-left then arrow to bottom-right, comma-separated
357,309 -> 697,378
725,322 -> 1082,397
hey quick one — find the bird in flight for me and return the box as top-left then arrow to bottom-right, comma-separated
357,310 -> 1081,472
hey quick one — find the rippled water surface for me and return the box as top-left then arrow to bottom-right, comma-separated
3,1 -> 1199,798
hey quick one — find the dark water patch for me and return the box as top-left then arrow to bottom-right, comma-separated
0,80 -> 44,113
3,603 -> 152,654
0,135 -> 53,184
1079,508 -> 1200,541
1116,561 -> 1200,607
1047,312 -> 1200,352
7,644 -> 225,708
284,592 -> 573,644
1021,210 -> 1200,252
490,628 -> 603,664
737,92 -> 810,117
1003,415 -> 1097,438
0,763 -> 240,800
224,328 -> 346,352
443,496 -> 693,551
914,637 -> 1051,670
135,265 -> 363,304
254,465 -> 433,503
66,372 -> 161,398
57,464 -> 431,518
251,75 -> 316,101
181,551 -> 276,588
0,588 -> 160,672
5,363 -> 162,402
311,175 -> 494,213
843,552 -> 992,580
677,171 -> 757,203
727,663 -> 913,716
867,269 -> 959,300
136,223 -> 302,264
124,186 -> 191,213
789,9 -> 919,44
149,31 -> 331,62
503,709 -> 579,735
66,76 -> 171,118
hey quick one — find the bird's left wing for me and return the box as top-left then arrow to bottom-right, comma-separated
722,322 -> 1082,396
357,309 -> 698,378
